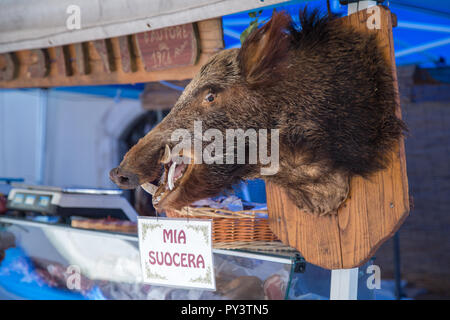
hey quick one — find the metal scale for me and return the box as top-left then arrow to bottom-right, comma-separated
6,184 -> 138,222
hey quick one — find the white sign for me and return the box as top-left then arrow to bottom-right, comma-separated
138,217 -> 215,290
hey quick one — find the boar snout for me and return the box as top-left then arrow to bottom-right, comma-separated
109,166 -> 140,189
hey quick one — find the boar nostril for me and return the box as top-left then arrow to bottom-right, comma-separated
110,167 -> 139,188
119,175 -> 129,184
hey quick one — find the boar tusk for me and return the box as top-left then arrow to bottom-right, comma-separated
161,144 -> 172,164
141,182 -> 158,196
168,162 -> 176,191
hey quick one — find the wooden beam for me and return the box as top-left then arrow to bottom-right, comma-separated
0,19 -> 223,88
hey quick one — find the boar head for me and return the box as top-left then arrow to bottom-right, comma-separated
110,9 -> 405,215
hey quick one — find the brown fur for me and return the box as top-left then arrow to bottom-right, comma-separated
111,9 -> 406,215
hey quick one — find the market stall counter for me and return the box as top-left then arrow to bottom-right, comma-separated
0,210 -> 376,300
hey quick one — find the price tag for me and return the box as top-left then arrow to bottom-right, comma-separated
138,217 -> 215,290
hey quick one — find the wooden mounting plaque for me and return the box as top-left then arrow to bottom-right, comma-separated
0,19 -> 223,88
266,7 -> 410,270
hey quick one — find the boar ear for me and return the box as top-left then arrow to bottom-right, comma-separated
238,11 -> 292,86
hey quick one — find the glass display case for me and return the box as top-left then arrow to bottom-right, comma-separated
0,216 -> 375,300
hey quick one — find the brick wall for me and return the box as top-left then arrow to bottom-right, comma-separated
374,66 -> 450,299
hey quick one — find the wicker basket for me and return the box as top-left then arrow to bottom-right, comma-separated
166,206 -> 296,252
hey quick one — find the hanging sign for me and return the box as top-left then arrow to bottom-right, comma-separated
138,217 -> 215,290
135,23 -> 199,71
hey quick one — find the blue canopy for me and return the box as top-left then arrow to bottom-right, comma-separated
222,0 -> 450,68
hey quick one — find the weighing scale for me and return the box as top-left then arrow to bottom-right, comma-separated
6,184 -> 138,222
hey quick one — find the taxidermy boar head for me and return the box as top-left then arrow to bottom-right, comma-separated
110,9 -> 406,215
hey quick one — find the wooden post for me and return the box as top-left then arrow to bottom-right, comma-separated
266,6 -> 409,270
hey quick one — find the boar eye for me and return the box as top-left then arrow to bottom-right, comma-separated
205,93 -> 215,102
